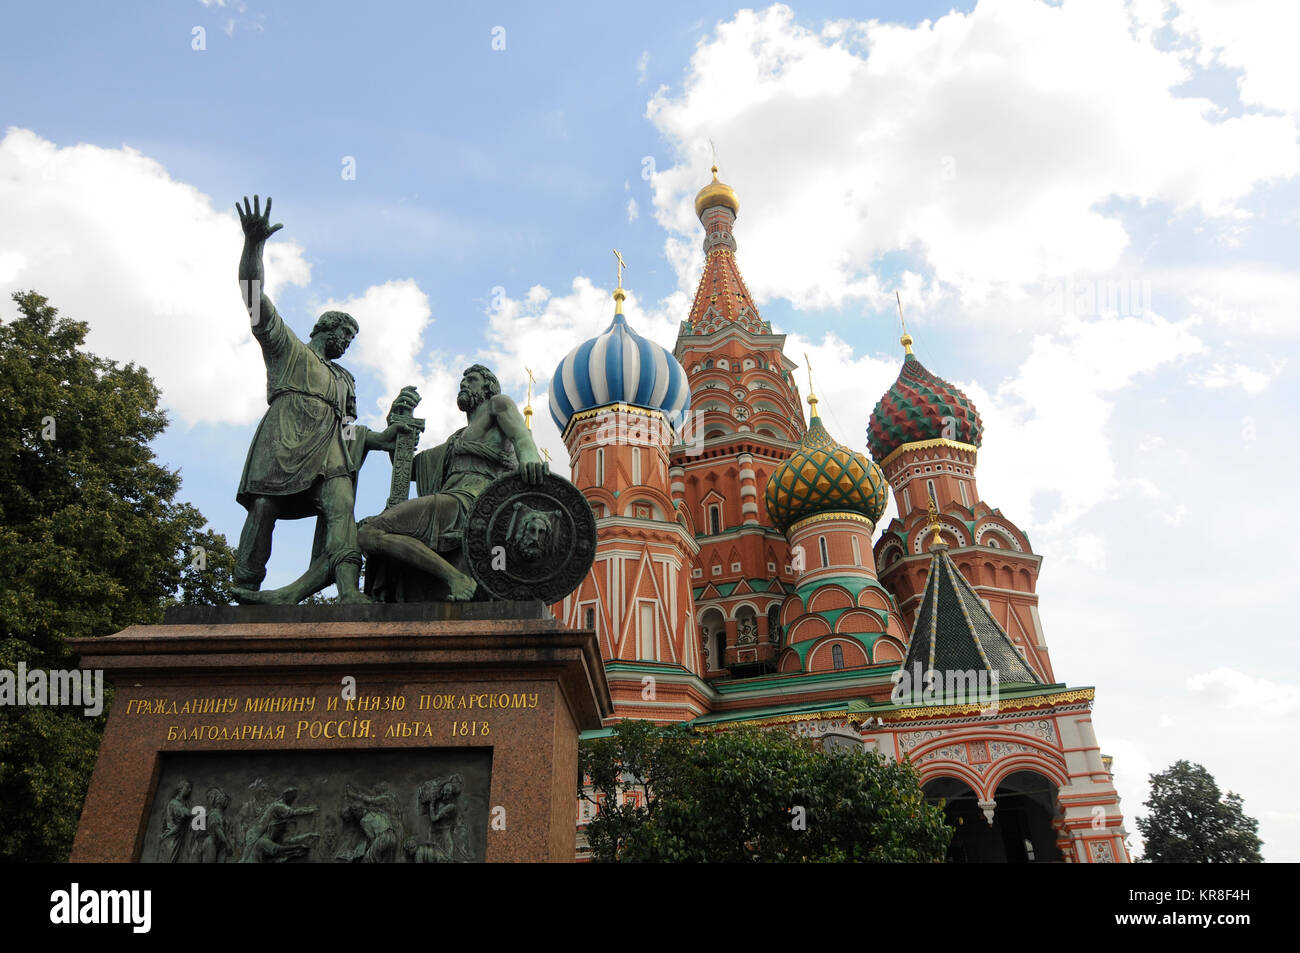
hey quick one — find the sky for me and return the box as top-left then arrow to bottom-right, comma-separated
2,0 -> 1297,861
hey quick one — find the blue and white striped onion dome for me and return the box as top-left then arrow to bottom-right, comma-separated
549,312 -> 691,434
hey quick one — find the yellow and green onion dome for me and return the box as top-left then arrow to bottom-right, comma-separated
764,402 -> 889,535
867,336 -> 983,462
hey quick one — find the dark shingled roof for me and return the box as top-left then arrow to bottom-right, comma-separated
903,544 -> 1041,686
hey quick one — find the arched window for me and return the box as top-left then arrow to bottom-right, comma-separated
631,447 -> 641,485
818,535 -> 829,567
710,505 -> 722,535
768,605 -> 782,648
595,448 -> 604,485
958,480 -> 969,506
926,479 -> 937,504
832,644 -> 845,670
584,607 -> 595,630
851,536 -> 861,566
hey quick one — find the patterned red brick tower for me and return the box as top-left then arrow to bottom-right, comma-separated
869,333 -> 1055,682
671,167 -> 806,677
550,271 -> 703,721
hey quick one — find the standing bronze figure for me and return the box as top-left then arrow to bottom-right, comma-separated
230,195 -> 413,604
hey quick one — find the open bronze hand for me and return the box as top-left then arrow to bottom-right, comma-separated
236,194 -> 283,245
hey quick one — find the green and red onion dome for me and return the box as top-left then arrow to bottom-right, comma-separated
867,337 -> 983,462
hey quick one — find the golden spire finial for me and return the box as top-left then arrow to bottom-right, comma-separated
613,248 -> 627,315
927,495 -> 943,547
694,147 -> 740,219
896,291 -> 914,356
524,367 -> 536,430
802,352 -> 819,417
541,447 -> 552,464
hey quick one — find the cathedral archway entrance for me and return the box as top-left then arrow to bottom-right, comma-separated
924,777 -> 995,862
990,770 -> 1062,863
923,771 -> 1062,862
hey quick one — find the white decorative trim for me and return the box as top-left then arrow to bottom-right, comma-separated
913,520 -> 967,552
976,522 -> 1024,553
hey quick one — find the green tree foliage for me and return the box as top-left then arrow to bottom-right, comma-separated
1136,760 -> 1262,863
579,720 -> 952,862
0,291 -> 235,861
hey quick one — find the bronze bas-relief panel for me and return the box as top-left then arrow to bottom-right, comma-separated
142,748 -> 491,863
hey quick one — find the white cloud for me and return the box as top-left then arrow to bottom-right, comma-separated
0,127 -> 311,426
1170,264 -> 1300,337
317,280 -> 493,455
1194,359 -> 1283,394
1188,666 -> 1300,715
637,50 -> 650,84
626,197 -> 640,223
1160,503 -> 1190,527
1170,0 -> 1300,115
645,1 -> 1300,306
963,310 -> 1203,534
321,280 -> 433,419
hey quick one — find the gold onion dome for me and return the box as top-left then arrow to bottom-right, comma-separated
694,165 -> 740,219
764,397 -> 890,536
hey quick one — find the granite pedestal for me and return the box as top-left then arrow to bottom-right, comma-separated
70,601 -> 611,863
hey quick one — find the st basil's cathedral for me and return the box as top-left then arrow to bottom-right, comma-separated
546,167 -> 1130,863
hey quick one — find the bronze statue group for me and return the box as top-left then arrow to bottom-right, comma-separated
230,195 -> 552,607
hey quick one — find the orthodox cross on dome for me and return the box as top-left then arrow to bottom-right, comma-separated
613,248 -> 627,315
802,352 -> 819,416
524,367 -> 536,430
708,141 -> 724,182
896,291 -> 914,357
541,447 -> 551,464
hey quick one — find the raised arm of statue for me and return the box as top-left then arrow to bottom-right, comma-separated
488,393 -> 548,485
236,194 -> 288,355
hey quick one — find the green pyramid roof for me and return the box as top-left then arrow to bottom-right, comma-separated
903,544 -> 1040,686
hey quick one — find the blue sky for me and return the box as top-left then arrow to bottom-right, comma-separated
3,0 -> 1298,860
